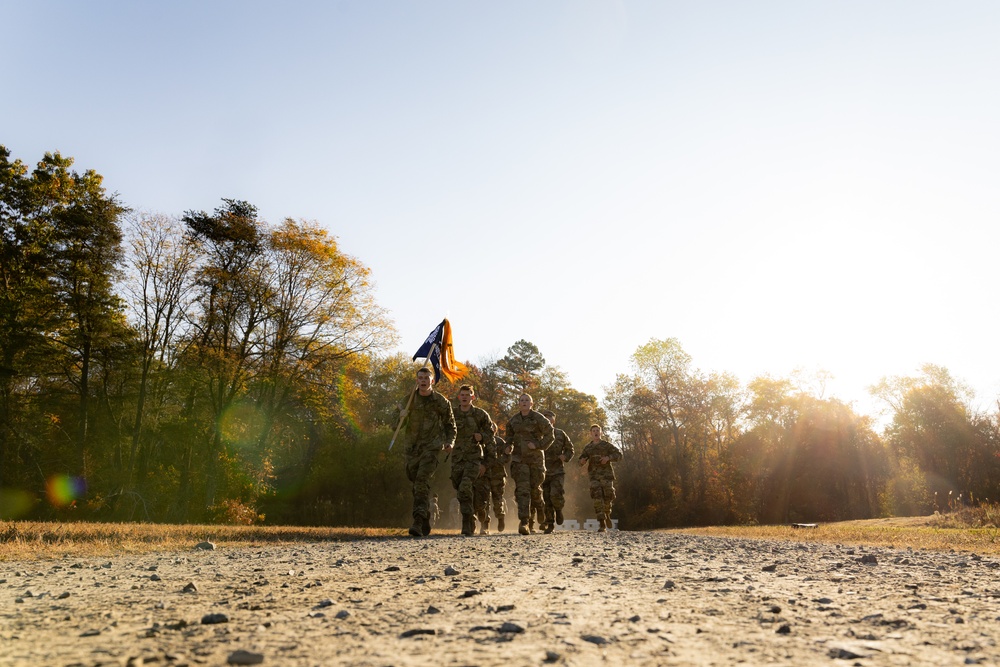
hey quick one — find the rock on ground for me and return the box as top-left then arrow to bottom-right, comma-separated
1,532 -> 999,666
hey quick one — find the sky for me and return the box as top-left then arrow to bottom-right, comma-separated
5,1 -> 1000,419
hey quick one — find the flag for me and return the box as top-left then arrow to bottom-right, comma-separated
412,318 -> 468,383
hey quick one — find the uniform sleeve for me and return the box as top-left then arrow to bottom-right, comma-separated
477,408 -> 496,448
438,395 -> 456,447
535,412 -> 555,451
562,431 -> 575,462
608,441 -> 623,462
476,408 -> 493,463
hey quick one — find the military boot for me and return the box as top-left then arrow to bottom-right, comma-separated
518,518 -> 529,535
479,514 -> 490,536
461,513 -> 474,536
597,517 -> 607,533
555,508 -> 564,525
421,515 -> 432,536
497,514 -> 505,532
605,513 -> 613,531
408,521 -> 422,537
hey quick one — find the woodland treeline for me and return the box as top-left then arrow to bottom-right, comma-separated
2,146 -> 999,528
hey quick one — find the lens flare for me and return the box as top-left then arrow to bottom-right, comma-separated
218,402 -> 267,448
331,366 -> 362,435
46,475 -> 86,508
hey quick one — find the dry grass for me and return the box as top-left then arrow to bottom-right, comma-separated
0,522 -> 406,561
3,507 -> 1000,561
671,508 -> 1000,555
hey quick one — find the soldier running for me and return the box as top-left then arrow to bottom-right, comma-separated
540,410 -> 574,533
504,393 -> 554,535
400,367 -> 456,537
578,424 -> 623,532
449,385 -> 494,536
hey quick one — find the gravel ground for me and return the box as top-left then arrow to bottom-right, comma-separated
2,530 -> 999,666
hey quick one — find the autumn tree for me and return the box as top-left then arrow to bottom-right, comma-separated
119,212 -> 198,504
872,365 -> 1000,512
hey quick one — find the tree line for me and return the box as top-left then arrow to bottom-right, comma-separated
2,146 -> 998,527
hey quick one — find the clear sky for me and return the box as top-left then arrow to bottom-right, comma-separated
5,1 -> 1000,418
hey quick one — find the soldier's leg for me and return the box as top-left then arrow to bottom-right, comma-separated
529,463 -> 546,533
473,476 -> 489,534
589,477 -> 605,517
490,475 -> 507,532
550,474 -> 566,526
511,462 -> 532,534
405,454 -> 420,535
541,476 -> 554,530
458,464 -> 477,536
603,480 -> 616,529
413,451 -> 439,536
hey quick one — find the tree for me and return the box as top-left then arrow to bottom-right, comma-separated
873,365 -> 998,511
495,339 -> 545,408
33,152 -> 129,485
180,199 -> 269,514
0,147 -> 58,490
120,212 -> 198,498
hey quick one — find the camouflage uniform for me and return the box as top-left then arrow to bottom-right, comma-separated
403,390 -> 456,535
451,404 -> 494,535
477,434 -> 510,531
505,410 -> 554,533
579,438 -> 623,530
541,427 -> 574,532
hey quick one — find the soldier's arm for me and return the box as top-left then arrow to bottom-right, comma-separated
609,441 -> 623,462
536,413 -> 555,451
504,419 -> 515,449
439,396 -> 457,447
563,432 -> 575,462
478,409 -> 496,448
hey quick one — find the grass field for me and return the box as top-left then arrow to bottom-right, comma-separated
2,505 -> 998,561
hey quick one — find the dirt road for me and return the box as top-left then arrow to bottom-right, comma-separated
2,530 -> 997,665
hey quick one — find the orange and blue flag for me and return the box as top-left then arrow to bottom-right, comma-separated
413,318 -> 468,383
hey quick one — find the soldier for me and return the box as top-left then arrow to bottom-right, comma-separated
540,410 -> 574,534
450,385 -> 494,536
578,424 -> 623,532
430,494 -> 441,527
482,432 -> 511,532
400,367 -> 456,537
504,393 -> 554,535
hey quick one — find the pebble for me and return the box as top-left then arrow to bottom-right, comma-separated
201,613 -> 229,625
582,634 -> 609,645
401,628 -> 436,638
227,649 -> 264,665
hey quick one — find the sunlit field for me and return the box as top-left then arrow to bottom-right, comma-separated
3,505 -> 999,561
0,523 -> 404,561
671,505 -> 1000,555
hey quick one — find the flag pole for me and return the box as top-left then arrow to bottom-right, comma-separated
388,343 -> 438,451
